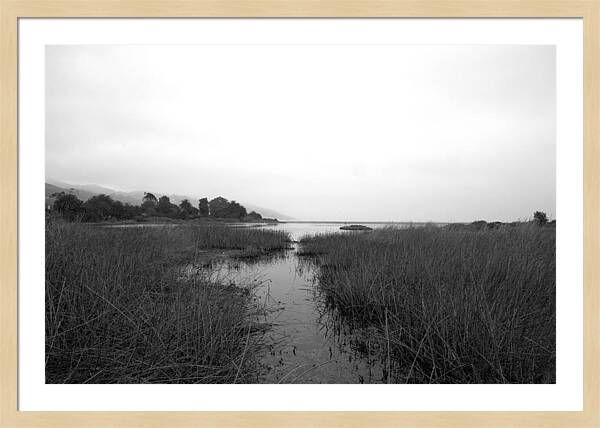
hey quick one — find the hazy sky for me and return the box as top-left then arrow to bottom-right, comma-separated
46,44 -> 555,222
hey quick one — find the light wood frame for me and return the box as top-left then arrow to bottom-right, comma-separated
1,1 -> 598,427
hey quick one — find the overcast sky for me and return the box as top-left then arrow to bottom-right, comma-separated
46,44 -> 555,222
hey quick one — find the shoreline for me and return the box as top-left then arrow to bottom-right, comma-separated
83,216 -> 281,227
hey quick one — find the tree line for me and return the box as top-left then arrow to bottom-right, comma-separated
49,191 -> 265,222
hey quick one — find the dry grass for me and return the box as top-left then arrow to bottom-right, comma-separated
45,222 -> 289,383
299,225 -> 555,383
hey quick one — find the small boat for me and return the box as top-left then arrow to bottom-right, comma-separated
339,224 -> 373,231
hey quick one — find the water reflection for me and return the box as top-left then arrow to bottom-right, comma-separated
179,221 -> 423,383
203,242 -> 386,383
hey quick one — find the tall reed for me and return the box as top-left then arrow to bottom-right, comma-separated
299,225 -> 555,383
45,222 -> 286,383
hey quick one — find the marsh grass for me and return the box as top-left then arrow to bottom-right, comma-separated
190,224 -> 291,257
45,222 -> 290,383
299,225 -> 555,383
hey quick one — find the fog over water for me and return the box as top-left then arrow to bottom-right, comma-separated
46,44 -> 555,222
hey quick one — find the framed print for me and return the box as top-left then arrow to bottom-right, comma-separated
1,1 -> 599,427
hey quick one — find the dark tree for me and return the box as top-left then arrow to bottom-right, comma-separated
83,194 -> 116,222
226,200 -> 247,219
533,211 -> 548,226
198,198 -> 209,217
208,197 -> 249,219
246,211 -> 262,220
178,199 -> 198,219
141,192 -> 158,214
111,200 -> 126,219
143,192 -> 157,204
157,196 -> 174,215
121,203 -> 143,219
52,192 -> 83,221
179,199 -> 191,213
209,197 -> 230,218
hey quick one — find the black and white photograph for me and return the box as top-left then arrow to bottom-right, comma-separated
44,41 -> 556,385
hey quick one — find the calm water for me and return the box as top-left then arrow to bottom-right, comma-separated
212,221 -> 417,383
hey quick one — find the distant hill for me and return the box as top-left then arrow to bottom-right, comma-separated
241,203 -> 294,221
108,190 -> 145,206
73,183 -> 118,195
45,183 -> 96,202
44,181 -> 293,220
45,183 -> 64,196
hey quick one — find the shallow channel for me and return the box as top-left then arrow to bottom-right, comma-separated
210,222 -> 406,383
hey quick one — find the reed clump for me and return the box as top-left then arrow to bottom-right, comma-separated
299,225 -> 555,383
45,222 -> 288,383
190,224 -> 291,253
